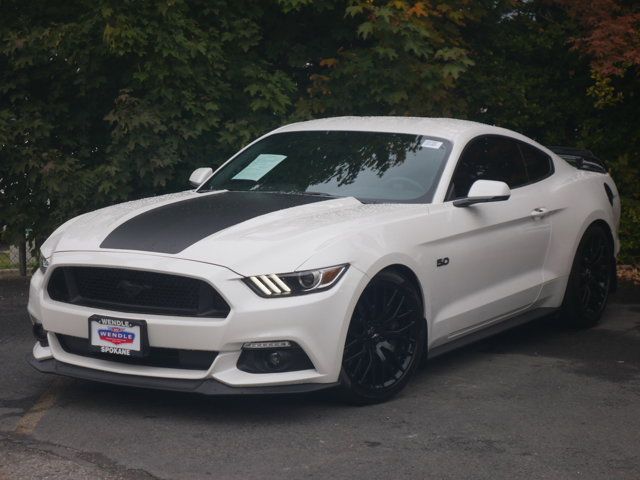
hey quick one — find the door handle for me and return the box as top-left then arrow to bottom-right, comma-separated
530,207 -> 549,219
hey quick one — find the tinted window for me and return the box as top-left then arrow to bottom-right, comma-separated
519,142 -> 553,182
448,136 -> 528,199
200,131 -> 452,203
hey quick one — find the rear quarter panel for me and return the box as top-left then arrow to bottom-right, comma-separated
535,157 -> 620,308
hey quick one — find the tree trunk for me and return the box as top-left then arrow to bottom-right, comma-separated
18,239 -> 27,277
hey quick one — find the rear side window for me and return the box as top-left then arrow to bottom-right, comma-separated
448,135 -> 555,200
518,142 -> 553,183
448,136 -> 528,199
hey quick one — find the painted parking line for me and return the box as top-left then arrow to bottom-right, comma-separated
14,378 -> 64,436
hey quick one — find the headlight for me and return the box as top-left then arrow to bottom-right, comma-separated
39,253 -> 50,274
243,264 -> 348,297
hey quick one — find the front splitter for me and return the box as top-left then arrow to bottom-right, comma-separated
27,354 -> 338,396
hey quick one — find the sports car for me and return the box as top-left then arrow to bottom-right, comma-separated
28,117 -> 621,403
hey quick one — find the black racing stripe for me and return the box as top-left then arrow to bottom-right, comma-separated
100,191 -> 329,254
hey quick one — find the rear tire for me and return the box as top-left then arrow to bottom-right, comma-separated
561,224 -> 613,328
338,270 -> 426,405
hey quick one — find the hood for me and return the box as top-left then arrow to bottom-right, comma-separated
45,190 -> 426,275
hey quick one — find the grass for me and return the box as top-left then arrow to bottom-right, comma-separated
0,251 -> 37,270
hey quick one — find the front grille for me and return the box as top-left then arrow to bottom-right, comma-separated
57,334 -> 218,370
47,266 -> 230,317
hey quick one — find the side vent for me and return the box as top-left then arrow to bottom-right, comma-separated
604,183 -> 614,206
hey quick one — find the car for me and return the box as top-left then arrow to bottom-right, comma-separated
27,116 -> 621,404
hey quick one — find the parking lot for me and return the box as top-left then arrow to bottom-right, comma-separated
1,275 -> 639,480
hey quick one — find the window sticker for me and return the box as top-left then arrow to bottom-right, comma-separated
232,154 -> 287,181
421,139 -> 443,149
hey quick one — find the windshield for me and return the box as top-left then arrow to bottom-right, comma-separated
199,130 -> 452,203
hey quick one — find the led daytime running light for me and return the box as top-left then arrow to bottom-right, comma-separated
245,264 -> 348,297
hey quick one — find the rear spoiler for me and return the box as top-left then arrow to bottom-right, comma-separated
547,146 -> 607,173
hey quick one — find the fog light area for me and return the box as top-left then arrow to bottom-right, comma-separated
237,342 -> 314,374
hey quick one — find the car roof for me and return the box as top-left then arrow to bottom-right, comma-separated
273,116 -> 527,144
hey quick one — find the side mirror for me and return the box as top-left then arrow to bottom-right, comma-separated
189,167 -> 213,188
453,180 -> 511,207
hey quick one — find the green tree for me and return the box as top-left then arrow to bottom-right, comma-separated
0,0 -> 480,249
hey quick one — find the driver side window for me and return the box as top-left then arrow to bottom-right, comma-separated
448,136 -> 527,200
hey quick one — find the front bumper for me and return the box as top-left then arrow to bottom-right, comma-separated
28,251 -> 367,389
27,354 -> 338,395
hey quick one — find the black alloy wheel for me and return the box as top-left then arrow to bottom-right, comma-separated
339,270 -> 425,404
562,224 -> 613,328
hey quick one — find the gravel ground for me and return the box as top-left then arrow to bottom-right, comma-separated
0,275 -> 639,480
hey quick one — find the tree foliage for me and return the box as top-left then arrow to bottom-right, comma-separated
0,0 -> 638,262
554,0 -> 640,109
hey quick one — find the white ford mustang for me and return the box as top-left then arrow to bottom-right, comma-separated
28,117 -> 621,403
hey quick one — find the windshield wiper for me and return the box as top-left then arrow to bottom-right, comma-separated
218,189 -> 344,199
241,189 -> 343,199
301,191 -> 343,198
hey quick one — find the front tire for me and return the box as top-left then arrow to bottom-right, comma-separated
338,270 -> 425,404
561,224 -> 613,328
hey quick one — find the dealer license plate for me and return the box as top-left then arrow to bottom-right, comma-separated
88,315 -> 147,358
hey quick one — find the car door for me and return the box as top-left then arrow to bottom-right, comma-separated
428,135 -> 552,342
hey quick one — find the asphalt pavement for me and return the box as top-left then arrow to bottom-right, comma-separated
1,275 -> 639,480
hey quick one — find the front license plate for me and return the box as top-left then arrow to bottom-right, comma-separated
88,315 -> 148,358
